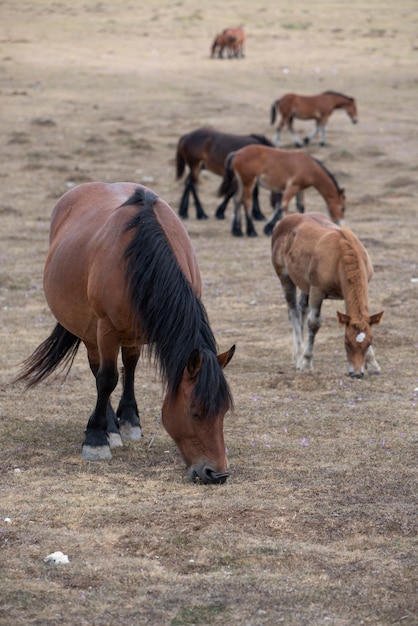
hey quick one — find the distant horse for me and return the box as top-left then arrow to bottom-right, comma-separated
211,27 -> 245,58
218,144 -> 345,237
271,213 -> 383,377
271,91 -> 358,147
176,127 -> 279,221
211,33 -> 239,59
15,182 -> 235,484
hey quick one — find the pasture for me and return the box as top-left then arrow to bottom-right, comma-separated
0,1 -> 417,624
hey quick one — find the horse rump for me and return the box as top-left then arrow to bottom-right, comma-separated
218,152 -> 237,198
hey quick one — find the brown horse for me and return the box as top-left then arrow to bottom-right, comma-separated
15,182 -> 235,484
271,91 -> 358,147
218,144 -> 345,237
271,213 -> 383,378
176,127 -> 278,221
211,27 -> 245,58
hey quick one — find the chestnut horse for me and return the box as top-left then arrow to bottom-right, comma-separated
218,144 -> 345,237
271,213 -> 383,378
211,27 -> 245,58
15,182 -> 235,484
176,127 -> 278,221
271,91 -> 358,147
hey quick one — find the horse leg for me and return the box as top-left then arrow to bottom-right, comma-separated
319,125 -> 327,146
365,346 -> 381,375
242,186 -> 258,237
263,193 -> 284,236
288,118 -> 304,147
231,195 -> 243,237
189,179 -> 209,220
215,189 -> 234,219
117,346 -> 142,440
251,185 -> 266,221
303,123 -> 319,145
87,346 -> 122,450
178,175 -> 191,219
273,128 -> 281,147
83,328 -> 120,461
295,191 -> 305,214
299,292 -> 309,337
299,290 -> 323,371
280,275 -> 303,364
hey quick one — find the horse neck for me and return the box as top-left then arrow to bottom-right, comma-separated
313,161 -> 340,205
338,237 -> 370,322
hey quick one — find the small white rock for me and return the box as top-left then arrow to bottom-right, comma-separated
44,551 -> 70,565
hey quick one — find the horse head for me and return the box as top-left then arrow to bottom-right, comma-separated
337,311 -> 384,378
329,188 -> 346,225
162,345 -> 235,484
346,99 -> 358,124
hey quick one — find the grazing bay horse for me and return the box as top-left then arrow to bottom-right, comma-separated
211,27 -> 245,58
271,91 -> 358,147
15,182 -> 235,484
271,213 -> 383,377
176,127 -> 278,221
218,144 -> 345,237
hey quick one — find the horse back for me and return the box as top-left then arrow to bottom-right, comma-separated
272,213 -> 344,295
44,182 -> 201,343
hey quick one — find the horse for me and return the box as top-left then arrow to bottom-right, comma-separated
211,27 -> 245,58
271,213 -> 383,378
271,91 -> 358,147
176,127 -> 279,222
211,33 -> 239,59
218,144 -> 346,237
15,182 -> 235,484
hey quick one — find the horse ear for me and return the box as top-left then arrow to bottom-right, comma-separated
186,349 -> 202,379
369,311 -> 384,326
217,345 -> 236,369
337,311 -> 350,325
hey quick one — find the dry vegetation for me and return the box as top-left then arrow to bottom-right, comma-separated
0,1 -> 417,624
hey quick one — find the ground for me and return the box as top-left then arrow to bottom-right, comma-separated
0,1 -> 417,625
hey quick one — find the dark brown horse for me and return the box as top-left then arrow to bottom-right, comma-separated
218,144 -> 346,237
272,213 -> 383,377
271,91 -> 358,147
15,182 -> 235,484
176,127 -> 278,221
211,27 -> 245,58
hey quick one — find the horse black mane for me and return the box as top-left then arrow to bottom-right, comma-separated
322,90 -> 354,102
249,133 -> 274,147
122,187 -> 232,417
312,157 -> 343,193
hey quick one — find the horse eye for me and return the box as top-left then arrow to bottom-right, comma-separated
192,412 -> 201,421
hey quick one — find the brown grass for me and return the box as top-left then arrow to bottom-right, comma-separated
1,1 -> 417,624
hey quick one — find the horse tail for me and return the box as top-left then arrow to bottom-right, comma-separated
271,100 -> 278,125
218,152 -> 236,197
14,323 -> 81,387
176,140 -> 186,180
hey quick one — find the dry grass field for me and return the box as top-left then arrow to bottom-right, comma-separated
0,1 -> 417,624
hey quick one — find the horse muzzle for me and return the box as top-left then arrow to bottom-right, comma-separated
348,371 -> 364,379
189,463 -> 230,485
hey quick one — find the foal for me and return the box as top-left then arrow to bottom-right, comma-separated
218,144 -> 345,237
271,91 -> 358,147
271,213 -> 383,378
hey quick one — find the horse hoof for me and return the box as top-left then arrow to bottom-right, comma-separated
248,231 -> 258,238
197,214 -> 209,220
303,138 -> 310,146
263,224 -> 274,236
120,423 -> 142,441
215,212 -> 225,220
232,229 -> 243,237
108,432 -> 123,448
82,445 -> 112,461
